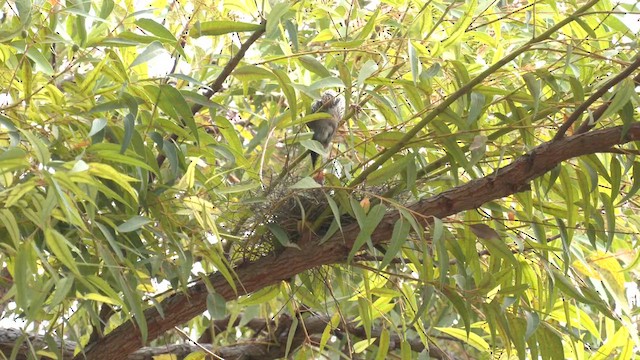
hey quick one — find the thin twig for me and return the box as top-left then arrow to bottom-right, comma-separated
346,0 -> 600,190
155,21 -> 267,170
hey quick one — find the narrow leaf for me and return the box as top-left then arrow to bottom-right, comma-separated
191,21 -> 263,37
117,215 -> 151,232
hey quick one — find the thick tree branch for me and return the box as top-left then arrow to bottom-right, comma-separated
79,122 -> 640,359
4,314 -> 453,360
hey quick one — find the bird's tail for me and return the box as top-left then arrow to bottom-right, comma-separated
310,150 -> 319,167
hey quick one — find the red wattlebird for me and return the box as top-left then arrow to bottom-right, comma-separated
307,90 -> 345,167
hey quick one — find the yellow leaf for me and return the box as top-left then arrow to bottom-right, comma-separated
435,327 -> 490,352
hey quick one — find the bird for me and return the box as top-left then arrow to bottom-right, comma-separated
307,90 -> 345,167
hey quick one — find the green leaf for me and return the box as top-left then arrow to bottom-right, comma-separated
310,76 -> 344,91
600,192 -> 615,249
357,296 -> 372,339
120,114 -> 135,154
117,216 -> 151,232
435,327 -> 490,352
599,77 -> 635,122
284,315 -> 298,357
266,2 -> 290,36
86,275 -> 125,307
332,39 -> 365,48
324,193 -> 342,233
619,100 -> 634,140
298,56 -> 331,77
290,177 -> 322,189
356,9 -> 379,40
469,223 -> 500,240
374,327 -> 390,360
0,209 -> 20,248
91,150 -> 156,172
348,204 -> 386,262
267,223 -> 300,249
300,139 -> 329,158
0,115 -> 20,146
13,42 -> 55,75
48,276 -> 74,308
367,156 -> 410,186
135,18 -> 176,41
609,156 -> 621,201
155,84 -> 198,142
206,292 -> 227,319
207,252 -> 237,294
45,228 -> 81,275
163,139 -> 179,179
14,241 -> 33,309
618,161 -> 640,204
357,60 -> 378,88
215,181 -> 260,194
551,269 -> 592,304
467,92 -> 485,125
239,285 -> 280,306
284,20 -> 298,52
408,40 -> 420,85
539,324 -> 564,360
353,338 -> 376,353
380,218 -> 410,269
89,100 -> 130,114
524,310 -> 540,340
5,179 -> 36,207
440,0 -> 476,50
271,68 -> 296,124
15,0 -> 32,25
372,131 -> 405,148
432,217 -> 448,281
19,129 -> 50,164
191,21 -> 263,37
523,73 -> 541,115
233,65 -> 276,81
80,54 -> 108,93
73,11 -> 87,46
440,286 -> 471,335
88,162 -> 139,199
130,41 -> 168,68
98,0 -> 114,19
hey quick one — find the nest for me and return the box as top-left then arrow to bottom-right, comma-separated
230,180 -> 350,263
227,170 -> 406,264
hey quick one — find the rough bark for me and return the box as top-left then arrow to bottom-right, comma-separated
77,123 -> 640,359
1,314 -> 452,360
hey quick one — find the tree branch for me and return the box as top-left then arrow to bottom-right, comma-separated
553,55 -> 640,140
4,314 -> 453,360
78,122 -> 640,359
346,0 -> 599,188
155,22 -> 267,170
574,70 -> 640,135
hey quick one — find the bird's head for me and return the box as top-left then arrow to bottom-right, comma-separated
311,90 -> 345,121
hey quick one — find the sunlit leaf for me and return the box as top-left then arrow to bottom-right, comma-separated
191,21 -> 263,37
435,327 -> 490,352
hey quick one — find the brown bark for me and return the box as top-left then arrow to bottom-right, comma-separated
78,123 -> 640,359
2,314 -> 453,360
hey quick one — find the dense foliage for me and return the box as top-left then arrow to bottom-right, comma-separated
0,0 -> 639,358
